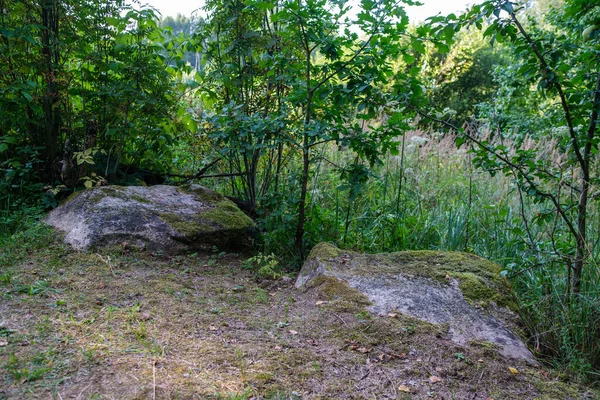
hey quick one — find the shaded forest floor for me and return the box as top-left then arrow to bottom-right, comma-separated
0,236 -> 597,399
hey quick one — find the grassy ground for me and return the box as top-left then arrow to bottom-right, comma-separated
0,229 -> 597,399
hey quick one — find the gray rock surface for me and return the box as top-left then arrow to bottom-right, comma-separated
45,185 -> 255,253
296,242 -> 535,362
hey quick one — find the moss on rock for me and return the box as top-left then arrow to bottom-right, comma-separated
64,188 -> 112,207
49,184 -> 256,254
178,185 -> 224,204
131,194 -> 151,204
159,199 -> 254,249
203,201 -> 254,231
159,213 -> 214,239
95,186 -> 128,201
307,242 -> 343,261
306,245 -> 516,311
65,190 -> 85,203
455,272 -> 514,309
307,275 -> 371,312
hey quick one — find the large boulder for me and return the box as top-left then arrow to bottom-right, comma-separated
296,242 -> 534,362
45,185 -> 255,253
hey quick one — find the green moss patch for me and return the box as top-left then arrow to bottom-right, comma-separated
159,213 -> 214,239
203,201 -> 254,231
63,187 -> 128,207
307,275 -> 371,312
131,194 -> 151,204
64,190 -> 85,203
158,200 -> 254,251
159,201 -> 253,241
178,185 -> 224,204
307,242 -> 343,261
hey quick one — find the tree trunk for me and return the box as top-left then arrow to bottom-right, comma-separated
40,0 -> 61,162
294,36 -> 313,257
295,138 -> 310,255
573,163 -> 589,294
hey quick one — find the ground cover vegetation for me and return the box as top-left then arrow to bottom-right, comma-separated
1,228 -> 595,398
1,0 -> 600,388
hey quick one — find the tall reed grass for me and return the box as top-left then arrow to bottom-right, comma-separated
249,130 -> 600,381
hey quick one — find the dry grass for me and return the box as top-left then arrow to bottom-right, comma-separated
0,238 -> 596,399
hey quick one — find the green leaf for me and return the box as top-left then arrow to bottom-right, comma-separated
403,53 -> 415,64
21,91 -> 33,102
411,39 -> 425,54
0,28 -> 14,38
501,2 -> 514,14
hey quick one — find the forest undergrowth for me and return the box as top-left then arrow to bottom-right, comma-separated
2,0 -> 600,388
3,128 -> 600,383
196,128 -> 600,383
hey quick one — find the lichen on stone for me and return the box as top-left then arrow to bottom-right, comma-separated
96,186 -> 129,201
131,194 -> 151,204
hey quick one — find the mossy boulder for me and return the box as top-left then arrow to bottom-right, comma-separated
296,242 -> 534,362
45,185 -> 255,253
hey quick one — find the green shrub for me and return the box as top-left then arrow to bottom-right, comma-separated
242,253 -> 283,280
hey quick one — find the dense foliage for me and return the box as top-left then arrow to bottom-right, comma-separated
1,0 -> 599,382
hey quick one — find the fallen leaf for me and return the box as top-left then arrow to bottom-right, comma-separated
508,367 -> 520,375
388,313 -> 398,318
357,347 -> 370,353
289,330 -> 298,335
316,301 -> 327,306
0,339 -> 7,347
429,375 -> 442,383
398,385 -> 411,393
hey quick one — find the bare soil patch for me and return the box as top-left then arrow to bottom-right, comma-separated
0,239 -> 596,399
